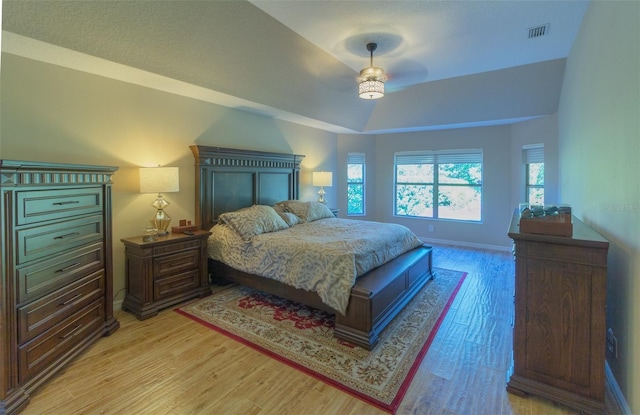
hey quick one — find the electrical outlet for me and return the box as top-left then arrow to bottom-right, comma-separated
606,328 -> 618,358
428,225 -> 434,232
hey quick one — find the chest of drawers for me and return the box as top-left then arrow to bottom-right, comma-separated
0,160 -> 119,414
507,210 -> 609,414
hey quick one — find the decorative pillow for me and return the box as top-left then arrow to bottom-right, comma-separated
218,205 -> 288,241
271,204 -> 286,214
306,201 -> 336,222
281,201 -> 335,222
271,204 -> 301,227
280,211 -> 302,226
274,200 -> 299,206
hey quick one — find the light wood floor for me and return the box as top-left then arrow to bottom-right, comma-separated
21,245 -> 617,415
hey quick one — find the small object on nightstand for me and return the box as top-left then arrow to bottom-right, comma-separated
171,219 -> 199,234
142,227 -> 158,242
183,230 -> 194,235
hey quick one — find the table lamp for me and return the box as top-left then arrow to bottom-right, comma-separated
312,171 -> 332,204
139,166 -> 180,235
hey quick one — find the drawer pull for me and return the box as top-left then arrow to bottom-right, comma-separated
52,200 -> 81,206
54,232 -> 81,240
55,262 -> 82,273
59,293 -> 82,306
59,324 -> 82,340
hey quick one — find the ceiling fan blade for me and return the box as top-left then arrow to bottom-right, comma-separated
384,58 -> 429,92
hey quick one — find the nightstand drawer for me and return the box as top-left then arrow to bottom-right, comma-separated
154,270 -> 200,300
17,215 -> 103,265
17,187 -> 103,225
18,300 -> 105,383
18,270 -> 105,343
151,238 -> 202,256
153,249 -> 200,279
16,243 -> 104,304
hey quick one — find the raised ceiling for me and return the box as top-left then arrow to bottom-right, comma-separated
2,0 -> 589,134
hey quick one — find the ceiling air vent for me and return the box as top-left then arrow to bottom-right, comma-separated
528,24 -> 550,39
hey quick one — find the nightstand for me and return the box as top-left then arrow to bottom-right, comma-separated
121,230 -> 211,320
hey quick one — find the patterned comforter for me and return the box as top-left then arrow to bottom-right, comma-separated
208,218 -> 423,314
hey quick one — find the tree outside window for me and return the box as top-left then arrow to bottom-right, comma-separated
347,153 -> 365,215
394,150 -> 482,222
524,145 -> 544,205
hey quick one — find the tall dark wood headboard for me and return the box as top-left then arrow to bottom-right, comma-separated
190,145 -> 305,230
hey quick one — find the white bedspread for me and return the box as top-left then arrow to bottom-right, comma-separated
208,218 -> 423,314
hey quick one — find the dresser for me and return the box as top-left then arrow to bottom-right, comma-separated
507,210 -> 609,415
121,231 -> 211,319
0,160 -> 119,415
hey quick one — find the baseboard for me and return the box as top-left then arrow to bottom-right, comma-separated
113,299 -> 124,313
418,236 -> 512,253
606,361 -> 632,415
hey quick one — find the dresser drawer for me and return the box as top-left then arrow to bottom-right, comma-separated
17,187 -> 103,225
16,243 -> 104,304
18,270 -> 105,343
523,241 -> 608,267
154,270 -> 200,300
153,249 -> 200,279
18,300 -> 105,383
17,215 -> 103,265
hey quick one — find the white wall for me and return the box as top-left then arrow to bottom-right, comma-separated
558,1 -> 640,412
339,121 -> 560,250
375,127 -> 513,249
0,53 -> 338,305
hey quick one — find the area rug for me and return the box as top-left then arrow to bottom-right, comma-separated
175,268 -> 466,413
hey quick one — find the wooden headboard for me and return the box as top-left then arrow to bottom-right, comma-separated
190,145 -> 305,230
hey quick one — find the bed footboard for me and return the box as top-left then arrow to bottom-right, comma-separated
335,244 -> 433,350
208,244 -> 433,350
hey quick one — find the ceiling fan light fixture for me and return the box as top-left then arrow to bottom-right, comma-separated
359,79 -> 385,100
358,43 -> 386,100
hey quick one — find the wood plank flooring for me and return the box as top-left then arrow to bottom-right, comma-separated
20,245 -> 617,414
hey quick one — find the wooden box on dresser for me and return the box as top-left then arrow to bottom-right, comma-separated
507,210 -> 609,415
0,160 -> 120,415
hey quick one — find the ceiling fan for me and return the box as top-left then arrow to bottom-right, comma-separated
357,42 -> 388,100
352,36 -> 429,99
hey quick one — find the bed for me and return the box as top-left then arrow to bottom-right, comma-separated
191,145 -> 434,350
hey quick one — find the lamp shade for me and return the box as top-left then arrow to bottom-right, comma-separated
139,167 -> 180,193
358,79 -> 385,100
312,171 -> 333,187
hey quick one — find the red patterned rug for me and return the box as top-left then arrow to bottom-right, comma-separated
176,268 -> 466,413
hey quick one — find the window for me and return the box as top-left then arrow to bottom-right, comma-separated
524,145 -> 544,205
347,153 -> 365,215
394,149 -> 483,221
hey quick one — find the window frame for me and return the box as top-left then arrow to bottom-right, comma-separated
347,153 -> 365,216
523,144 -> 544,205
394,149 -> 483,222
